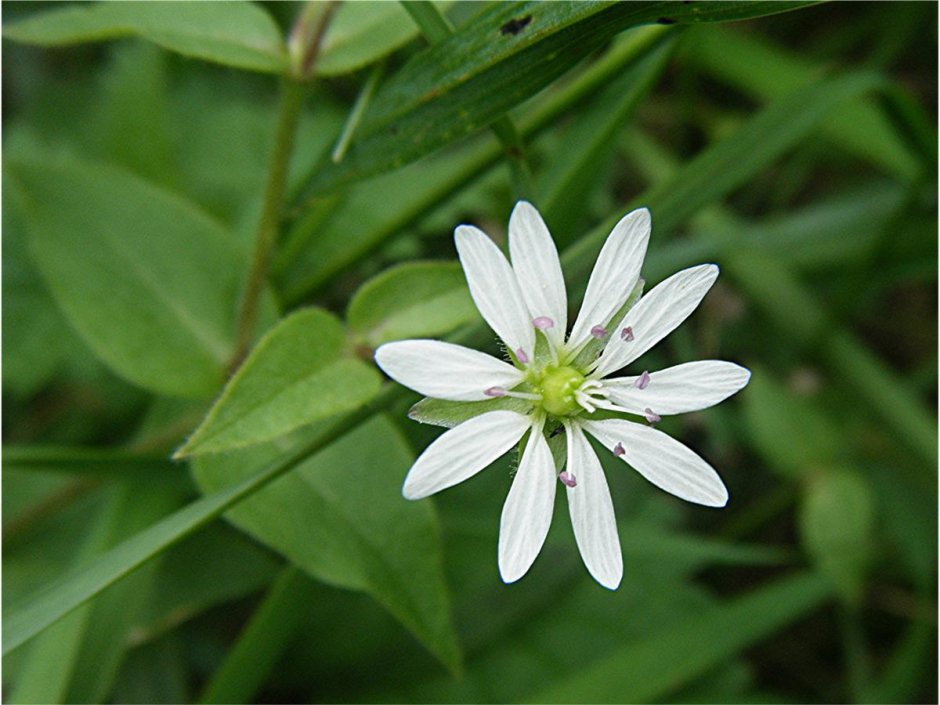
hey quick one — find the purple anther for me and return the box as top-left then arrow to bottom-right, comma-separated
533,316 -> 554,330
515,348 -> 529,364
613,442 -> 625,457
484,386 -> 507,397
620,326 -> 634,342
590,325 -> 608,339
558,471 -> 578,488
635,370 -> 651,390
643,407 -> 661,424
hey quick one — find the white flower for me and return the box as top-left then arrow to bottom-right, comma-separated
375,202 -> 750,589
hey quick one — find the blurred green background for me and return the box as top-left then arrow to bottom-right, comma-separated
3,1 -> 937,703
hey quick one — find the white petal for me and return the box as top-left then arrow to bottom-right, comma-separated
569,208 -> 650,349
603,361 -> 751,415
508,201 -> 568,348
564,422 -> 622,589
402,411 -> 530,500
498,427 -> 556,583
594,264 -> 718,378
583,418 -> 728,507
455,225 -> 535,360
375,340 -> 524,401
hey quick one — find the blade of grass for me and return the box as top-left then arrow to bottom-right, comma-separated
2,387 -> 398,655
197,567 -> 311,704
530,572 -> 831,703
402,1 -> 534,200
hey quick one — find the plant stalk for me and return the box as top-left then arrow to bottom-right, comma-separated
402,0 -> 535,201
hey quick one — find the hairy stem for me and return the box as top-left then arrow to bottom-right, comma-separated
231,78 -> 305,371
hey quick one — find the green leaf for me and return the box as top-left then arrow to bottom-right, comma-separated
198,567 -> 310,704
530,572 -> 831,703
2,1 -> 287,74
347,261 -> 480,347
408,396 -> 533,429
685,26 -> 920,181
799,469 -> 875,604
317,1 -> 452,76
298,1 -> 817,196
741,367 -> 841,478
191,417 -> 461,672
176,308 -> 381,457
8,156 -> 254,399
279,26 -> 669,302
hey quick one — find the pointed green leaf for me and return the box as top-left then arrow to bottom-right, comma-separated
298,1 -> 817,195
2,1 -> 287,73
191,417 -> 461,672
347,261 -> 480,347
177,308 -> 381,457
317,1 -> 453,76
408,396 -> 533,429
8,156 -> 253,398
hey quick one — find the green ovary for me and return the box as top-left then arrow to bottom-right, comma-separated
537,365 -> 585,417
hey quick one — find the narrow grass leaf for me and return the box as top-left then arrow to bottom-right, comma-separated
198,567 -> 311,704
530,572 -> 831,703
176,308 -> 381,457
2,2 -> 287,73
298,1 -> 817,196
685,26 -> 919,181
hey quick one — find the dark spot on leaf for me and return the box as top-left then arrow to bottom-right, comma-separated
500,15 -> 532,36
656,16 -> 676,24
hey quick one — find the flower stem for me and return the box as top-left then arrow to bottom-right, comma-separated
231,2 -> 338,370
401,0 -> 535,201
231,78 -> 305,371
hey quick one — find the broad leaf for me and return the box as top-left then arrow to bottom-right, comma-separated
347,261 -> 480,347
8,156 -> 257,398
297,1 -> 816,196
799,469 -> 875,604
191,417 -> 461,672
317,1 -> 453,76
741,368 -> 840,478
2,1 -> 287,74
176,308 -> 381,457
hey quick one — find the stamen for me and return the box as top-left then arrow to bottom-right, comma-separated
590,325 -> 608,339
558,471 -> 577,488
533,316 -> 554,330
484,386 -> 506,397
643,407 -> 661,424
506,390 -> 541,401
613,442 -> 625,457
635,370 -> 651,390
515,348 -> 529,364
620,326 -> 634,342
574,390 -> 596,413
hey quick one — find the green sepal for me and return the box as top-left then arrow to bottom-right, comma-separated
570,276 -> 646,370
408,396 -> 533,429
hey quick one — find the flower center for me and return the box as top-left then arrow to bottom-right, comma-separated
537,365 -> 585,417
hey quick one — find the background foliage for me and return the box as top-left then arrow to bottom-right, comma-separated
3,1 -> 937,703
